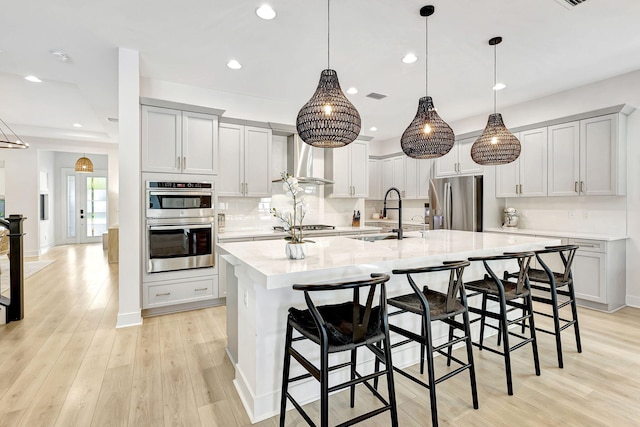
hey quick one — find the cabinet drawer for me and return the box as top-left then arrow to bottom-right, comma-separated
568,238 -> 606,253
147,276 -> 217,307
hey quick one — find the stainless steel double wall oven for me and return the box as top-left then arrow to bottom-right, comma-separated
145,181 -> 215,273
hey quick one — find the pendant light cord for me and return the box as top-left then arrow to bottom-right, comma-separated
327,0 -> 330,69
493,43 -> 497,114
425,13 -> 429,96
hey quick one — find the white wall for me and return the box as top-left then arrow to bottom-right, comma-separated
38,150 -> 55,251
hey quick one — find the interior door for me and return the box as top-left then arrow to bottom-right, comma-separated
64,169 -> 108,244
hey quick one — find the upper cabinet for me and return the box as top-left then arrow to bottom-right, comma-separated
142,106 -> 219,175
434,136 -> 483,178
218,123 -> 272,197
495,127 -> 548,198
379,155 -> 431,200
549,114 -> 624,196
367,159 -> 382,200
325,140 -> 369,198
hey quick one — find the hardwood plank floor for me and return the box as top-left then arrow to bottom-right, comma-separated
0,244 -> 639,426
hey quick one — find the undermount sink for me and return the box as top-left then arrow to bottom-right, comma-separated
350,234 -> 412,242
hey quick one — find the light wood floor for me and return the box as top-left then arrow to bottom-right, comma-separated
0,244 -> 639,426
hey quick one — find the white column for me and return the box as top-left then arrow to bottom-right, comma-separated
116,48 -> 143,328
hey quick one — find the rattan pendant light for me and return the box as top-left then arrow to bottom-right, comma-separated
471,37 -> 521,165
400,5 -> 454,159
296,0 -> 361,148
75,154 -> 94,173
0,117 -> 28,149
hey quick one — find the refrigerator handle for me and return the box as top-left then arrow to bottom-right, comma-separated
444,182 -> 452,229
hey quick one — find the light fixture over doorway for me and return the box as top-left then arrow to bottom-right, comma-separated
75,155 -> 94,173
400,5 -> 454,159
295,0 -> 361,148
471,36 -> 521,165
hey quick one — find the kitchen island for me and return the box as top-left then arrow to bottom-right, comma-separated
216,230 -> 560,423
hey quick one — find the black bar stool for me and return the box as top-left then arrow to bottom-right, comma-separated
505,245 -> 582,368
382,260 -> 478,427
279,274 -> 398,427
465,252 -> 540,395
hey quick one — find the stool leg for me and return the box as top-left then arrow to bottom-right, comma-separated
350,348 -> 357,408
526,293 -> 541,376
446,323 -> 454,367
420,321 -> 426,374
478,293 -> 488,350
279,321 -> 294,427
462,310 -> 479,409
382,334 -> 399,427
549,280 -> 564,368
568,281 -> 582,353
498,296 -> 514,396
424,315 -> 438,426
320,341 -> 329,427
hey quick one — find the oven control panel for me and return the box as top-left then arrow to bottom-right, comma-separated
147,181 -> 212,189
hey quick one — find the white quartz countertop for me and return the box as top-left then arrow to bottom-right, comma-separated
216,230 -> 560,289
484,227 -> 628,242
218,225 -> 382,241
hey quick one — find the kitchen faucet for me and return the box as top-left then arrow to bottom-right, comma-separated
383,187 -> 403,240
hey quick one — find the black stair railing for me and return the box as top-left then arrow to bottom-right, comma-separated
0,215 -> 26,323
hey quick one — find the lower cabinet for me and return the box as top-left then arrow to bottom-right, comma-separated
144,275 -> 219,309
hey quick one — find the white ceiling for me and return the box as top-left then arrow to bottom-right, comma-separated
1,0 -> 640,144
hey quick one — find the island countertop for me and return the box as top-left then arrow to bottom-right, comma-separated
216,229 -> 559,289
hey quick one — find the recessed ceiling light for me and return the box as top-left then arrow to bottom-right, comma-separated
73,123 -> 83,128
256,5 -> 276,20
369,127 -> 378,132
227,60 -> 242,70
346,87 -> 358,95
25,75 -> 42,83
493,83 -> 506,91
402,53 -> 418,64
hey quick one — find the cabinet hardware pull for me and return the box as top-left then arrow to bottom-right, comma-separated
574,181 -> 578,192
183,157 -> 186,170
194,287 -> 208,291
156,292 -> 171,296
515,184 -> 519,194
177,156 -> 181,169
577,244 -> 596,248
580,181 -> 585,192
519,184 -> 523,194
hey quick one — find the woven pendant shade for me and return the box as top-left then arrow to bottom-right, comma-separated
75,156 -> 94,173
296,69 -> 361,148
471,36 -> 520,166
471,113 -> 521,165
401,96 -> 454,159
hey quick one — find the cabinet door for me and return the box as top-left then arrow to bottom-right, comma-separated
434,147 -> 458,177
218,123 -> 244,196
548,121 -> 580,197
141,106 -> 182,173
392,156 -> 406,197
417,159 -> 432,199
381,159 -> 396,199
457,137 -> 483,175
495,160 -> 519,198
572,251 -> 606,303
182,111 -> 218,175
244,126 -> 272,197
368,159 -> 381,200
580,114 -> 618,196
404,157 -> 418,199
329,146 -> 352,197
519,127 -> 547,197
350,141 -> 369,198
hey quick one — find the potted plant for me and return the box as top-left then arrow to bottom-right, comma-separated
271,172 -> 313,259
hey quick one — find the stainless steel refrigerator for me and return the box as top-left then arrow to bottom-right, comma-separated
428,175 -> 483,232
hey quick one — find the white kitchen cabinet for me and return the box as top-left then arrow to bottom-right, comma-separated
548,114 -> 625,196
141,106 -> 218,175
144,275 -> 219,309
434,136 -> 483,178
218,123 -> 272,197
367,159 -> 382,200
379,155 -> 430,200
325,140 -> 369,198
495,127 -> 547,197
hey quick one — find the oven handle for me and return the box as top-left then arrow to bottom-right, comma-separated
148,224 -> 213,231
148,190 -> 212,197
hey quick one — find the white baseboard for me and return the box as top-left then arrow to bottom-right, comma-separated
625,295 -> 640,308
116,310 -> 143,328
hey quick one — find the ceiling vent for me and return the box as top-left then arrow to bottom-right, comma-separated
554,0 -> 587,9
366,92 -> 387,100
106,117 -> 119,123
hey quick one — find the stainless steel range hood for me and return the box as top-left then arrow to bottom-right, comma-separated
272,134 -> 333,185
